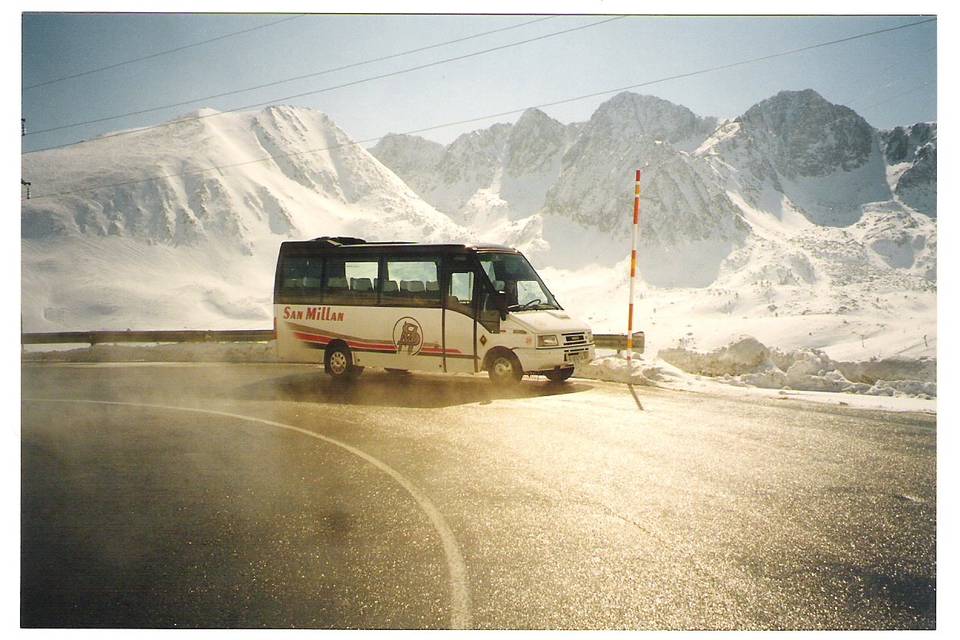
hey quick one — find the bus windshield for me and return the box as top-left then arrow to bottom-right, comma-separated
478,253 -> 560,311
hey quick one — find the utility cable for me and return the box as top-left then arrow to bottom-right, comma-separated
832,45 -> 936,107
23,17 -> 936,201
856,79 -> 934,114
24,15 -> 622,143
24,16 -> 557,136
23,14 -> 304,90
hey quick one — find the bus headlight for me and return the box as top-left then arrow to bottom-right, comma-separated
538,334 -> 559,347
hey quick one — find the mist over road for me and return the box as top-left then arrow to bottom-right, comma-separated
21,363 -> 935,629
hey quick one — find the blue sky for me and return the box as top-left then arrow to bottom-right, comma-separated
21,13 -> 937,153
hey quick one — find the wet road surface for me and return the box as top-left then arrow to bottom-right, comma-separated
21,363 -> 936,629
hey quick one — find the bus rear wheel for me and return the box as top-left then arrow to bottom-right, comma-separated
545,367 -> 574,382
487,351 -> 522,386
325,343 -> 362,380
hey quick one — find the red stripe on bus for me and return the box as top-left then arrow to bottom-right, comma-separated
344,340 -> 394,349
294,331 -> 330,344
349,341 -> 396,352
293,328 -> 463,355
294,329 -> 391,349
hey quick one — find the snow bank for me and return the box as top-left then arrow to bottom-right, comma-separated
659,335 -> 936,398
658,336 -> 770,377
574,352 -> 660,385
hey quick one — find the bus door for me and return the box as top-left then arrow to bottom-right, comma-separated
442,255 -> 479,373
380,256 -> 445,373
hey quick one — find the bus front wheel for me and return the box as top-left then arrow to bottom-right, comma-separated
545,367 -> 574,382
487,350 -> 522,386
325,343 -> 362,380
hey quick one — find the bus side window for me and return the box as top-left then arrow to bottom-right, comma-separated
446,270 -> 475,317
384,259 -> 441,307
324,257 -> 379,306
279,255 -> 323,302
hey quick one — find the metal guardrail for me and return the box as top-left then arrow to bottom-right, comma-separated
594,332 -> 645,353
21,329 -> 644,352
21,329 -> 276,345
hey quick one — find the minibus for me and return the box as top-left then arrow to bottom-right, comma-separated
273,237 -> 594,384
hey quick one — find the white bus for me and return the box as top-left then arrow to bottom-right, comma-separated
273,237 -> 594,385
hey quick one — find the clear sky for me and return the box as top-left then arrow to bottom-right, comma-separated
20,12 -> 937,153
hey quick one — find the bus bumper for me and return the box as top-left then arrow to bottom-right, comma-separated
514,344 -> 595,374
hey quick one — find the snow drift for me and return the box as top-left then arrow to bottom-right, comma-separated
659,336 -> 936,398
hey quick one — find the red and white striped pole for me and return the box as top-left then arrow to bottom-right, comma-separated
627,169 -> 641,367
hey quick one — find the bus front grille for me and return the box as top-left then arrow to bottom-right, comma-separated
562,332 -> 587,346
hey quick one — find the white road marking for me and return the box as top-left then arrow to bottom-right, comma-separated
24,397 -> 472,630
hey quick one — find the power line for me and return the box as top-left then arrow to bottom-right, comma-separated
23,14 -> 304,90
23,17 -> 936,202
856,80 -> 935,116
23,16 -> 557,137
831,45 -> 936,106
23,16 -> 625,147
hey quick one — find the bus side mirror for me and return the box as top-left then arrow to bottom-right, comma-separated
494,291 -> 508,319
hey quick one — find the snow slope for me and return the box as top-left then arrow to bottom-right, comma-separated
538,196 -> 936,363
22,105 -> 471,331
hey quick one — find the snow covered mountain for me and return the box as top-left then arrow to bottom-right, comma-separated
23,105 -> 468,248
696,89 -> 892,228
374,91 -> 934,266
372,94 -> 725,234
539,93 -> 743,285
374,94 -> 744,283
372,108 -> 574,223
21,105 -> 471,331
543,92 -> 726,233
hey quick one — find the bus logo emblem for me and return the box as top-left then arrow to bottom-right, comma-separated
393,317 -> 423,355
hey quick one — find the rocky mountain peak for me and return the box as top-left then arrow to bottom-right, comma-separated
880,122 -> 936,164
879,122 -> 937,215
589,92 -> 717,148
737,89 -> 875,177
512,107 -> 561,132
504,108 -> 568,177
369,133 -> 446,177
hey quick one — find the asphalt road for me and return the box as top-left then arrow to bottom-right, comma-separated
21,362 -> 936,629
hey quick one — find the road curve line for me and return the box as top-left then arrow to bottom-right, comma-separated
24,397 -> 472,630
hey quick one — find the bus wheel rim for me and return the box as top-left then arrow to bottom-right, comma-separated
330,352 -> 347,374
